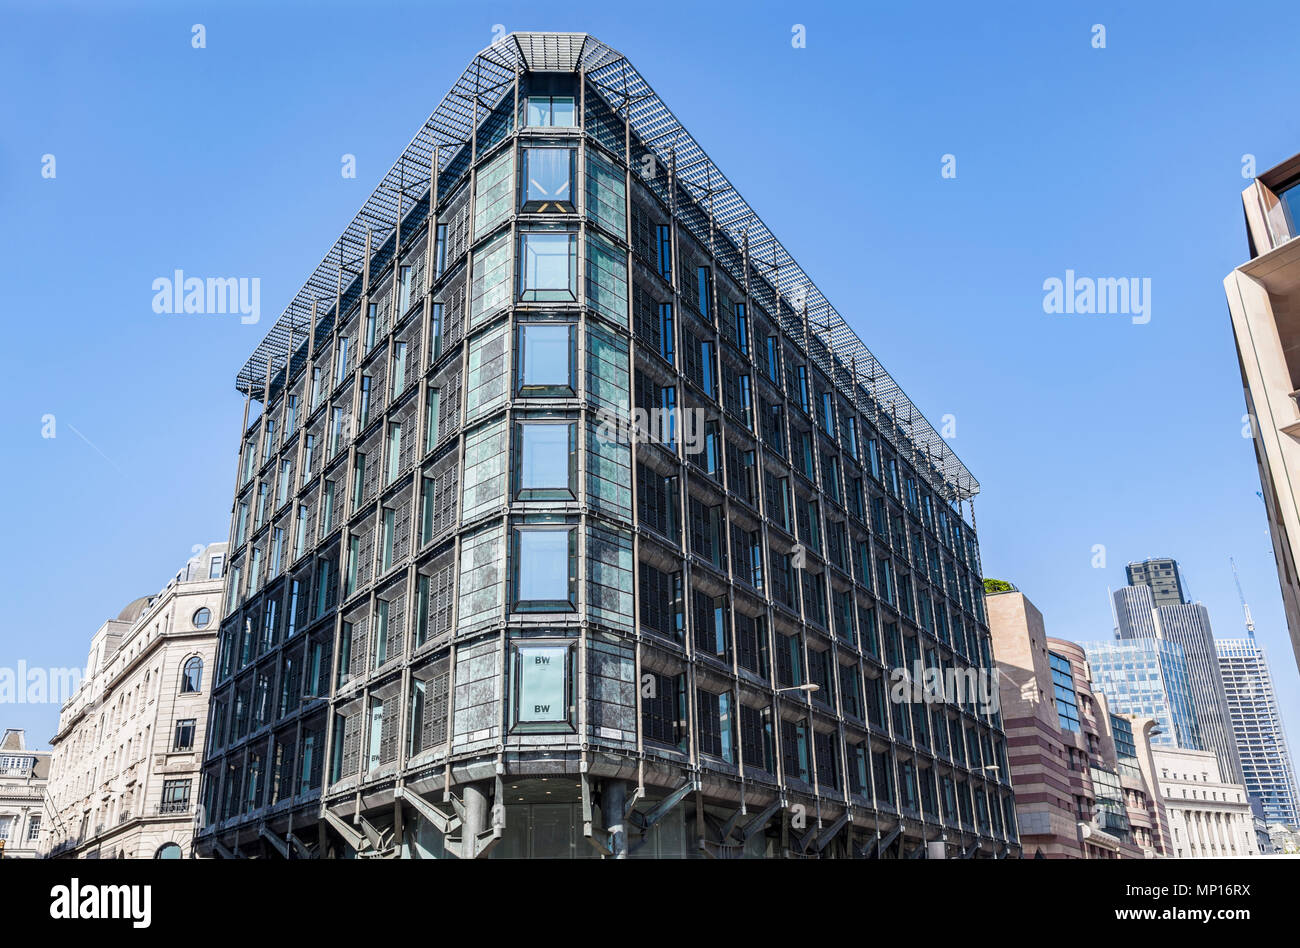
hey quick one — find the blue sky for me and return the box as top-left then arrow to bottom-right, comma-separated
3,0 -> 1299,777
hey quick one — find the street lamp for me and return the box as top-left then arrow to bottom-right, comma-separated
776,684 -> 819,695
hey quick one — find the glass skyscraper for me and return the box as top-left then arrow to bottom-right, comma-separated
1112,559 -> 1245,784
1080,639 -> 1201,751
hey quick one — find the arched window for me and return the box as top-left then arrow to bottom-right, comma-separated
155,842 -> 183,859
181,656 -> 203,694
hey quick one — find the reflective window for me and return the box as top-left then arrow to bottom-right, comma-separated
515,420 -> 576,500
392,342 -> 407,395
381,507 -> 396,570
173,718 -> 196,751
656,225 -> 672,281
513,526 -> 576,611
364,302 -> 378,353
519,232 -> 577,301
657,303 -> 674,365
521,148 -> 575,213
181,656 -> 204,692
373,600 -> 390,668
335,336 -> 349,386
517,323 -> 575,396
1280,180 -> 1300,240
525,95 -> 576,127
386,422 -> 402,483
399,265 -> 414,314
1050,651 -> 1081,732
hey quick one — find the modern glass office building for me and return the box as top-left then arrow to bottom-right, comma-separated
1217,637 -> 1300,826
195,32 -> 1015,859
1112,562 -> 1244,784
1156,603 -> 1244,783
1081,639 -> 1202,753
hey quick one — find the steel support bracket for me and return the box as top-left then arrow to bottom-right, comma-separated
635,778 -> 698,833
394,785 -> 461,837
322,807 -> 370,853
873,825 -> 902,859
258,824 -> 290,859
286,831 -> 315,859
738,800 -> 782,842
813,812 -> 849,853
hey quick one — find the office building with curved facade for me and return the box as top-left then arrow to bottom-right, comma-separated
987,590 -> 1168,859
196,32 -> 1016,859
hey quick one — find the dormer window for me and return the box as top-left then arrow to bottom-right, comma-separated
525,95 -> 575,128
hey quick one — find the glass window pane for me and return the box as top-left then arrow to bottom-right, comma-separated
522,233 -> 573,294
526,97 -> 550,126
550,97 -> 575,126
517,530 -> 570,603
520,424 -> 570,489
523,148 -> 573,211
521,324 -> 571,390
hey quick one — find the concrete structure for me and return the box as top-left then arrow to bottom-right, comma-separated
1081,638 -> 1202,752
197,32 -> 1015,860
0,729 -> 51,859
1225,153 -> 1300,676
1153,747 -> 1259,857
42,543 -> 227,859
1216,636 -> 1300,825
1112,585 -> 1158,639
986,589 -> 1167,858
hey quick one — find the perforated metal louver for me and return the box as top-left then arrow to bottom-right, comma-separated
235,32 -> 977,501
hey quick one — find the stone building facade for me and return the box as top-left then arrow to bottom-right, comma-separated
0,729 -> 51,859
43,543 -> 227,859
987,587 -> 1168,858
1153,746 -> 1260,858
